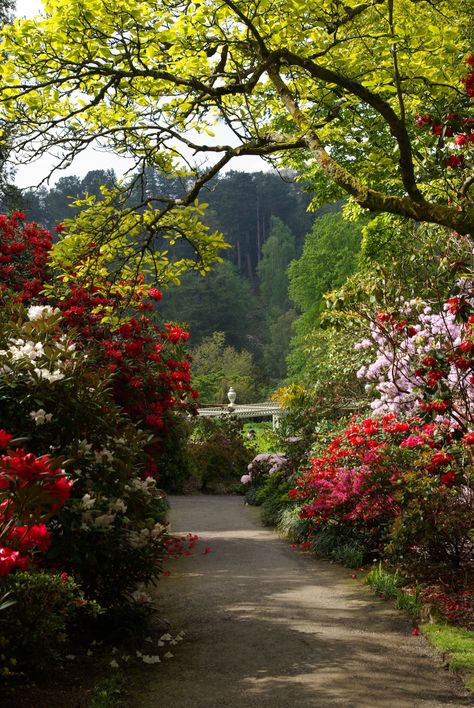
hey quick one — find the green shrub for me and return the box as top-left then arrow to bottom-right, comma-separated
187,416 -> 255,492
277,507 -> 310,543
0,571 -> 98,676
311,525 -> 371,567
255,472 -> 292,526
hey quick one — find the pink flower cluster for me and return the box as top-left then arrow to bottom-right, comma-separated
356,284 -> 474,428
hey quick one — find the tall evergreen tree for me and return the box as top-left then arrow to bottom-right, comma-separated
256,217 -> 297,384
257,217 -> 296,312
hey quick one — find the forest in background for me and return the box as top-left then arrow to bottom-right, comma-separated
0,168 -> 363,402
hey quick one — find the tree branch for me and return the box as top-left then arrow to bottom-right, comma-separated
274,48 -> 424,203
267,65 -> 473,235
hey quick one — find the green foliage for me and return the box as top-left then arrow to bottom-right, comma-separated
387,455 -> 474,574
272,385 -> 350,457
286,324 -> 370,414
1,0 -> 472,233
324,221 -> 474,330
289,213 -> 364,315
159,261 -> 258,349
243,422 -> 278,454
286,212 -> 366,403
257,217 -> 296,312
87,675 -> 127,708
204,171 -> 314,280
50,188 -> 227,286
261,307 -> 297,385
256,216 -> 298,384
187,416 -> 255,492
366,562 -> 404,599
254,471 -> 292,527
191,331 -> 259,404
277,506 -> 310,544
0,571 -> 97,676
422,624 -> 474,690
155,417 -> 192,494
311,526 -> 369,568
366,563 -> 423,617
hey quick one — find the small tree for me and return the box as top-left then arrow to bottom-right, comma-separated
192,332 -> 259,404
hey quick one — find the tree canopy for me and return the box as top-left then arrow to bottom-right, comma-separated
0,0 -> 472,246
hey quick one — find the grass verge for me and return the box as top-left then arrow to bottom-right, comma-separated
421,624 -> 474,692
366,563 -> 474,694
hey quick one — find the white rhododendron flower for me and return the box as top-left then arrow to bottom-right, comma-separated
27,305 -> 59,321
29,408 -> 53,425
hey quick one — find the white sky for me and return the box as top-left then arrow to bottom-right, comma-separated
13,0 -> 269,188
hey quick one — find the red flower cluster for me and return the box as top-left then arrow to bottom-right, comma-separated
0,442 -> 73,576
0,212 -> 52,300
464,54 -> 474,97
55,280 -> 198,477
291,414 -> 463,529
415,54 -> 474,171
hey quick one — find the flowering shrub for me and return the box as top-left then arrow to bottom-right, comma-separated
0,570 -> 97,676
356,282 -> 474,429
0,211 -> 53,301
0,211 -> 199,614
241,453 -> 290,485
414,53 -> 474,205
49,272 -> 198,489
290,415 -> 474,575
0,427 -> 72,573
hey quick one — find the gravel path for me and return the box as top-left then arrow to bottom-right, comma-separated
131,495 -> 472,707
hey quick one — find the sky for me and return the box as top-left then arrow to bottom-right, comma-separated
13,0 -> 269,189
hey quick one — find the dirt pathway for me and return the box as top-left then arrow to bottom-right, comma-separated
131,495 -> 472,707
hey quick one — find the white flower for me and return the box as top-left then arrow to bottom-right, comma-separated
27,305 -> 59,321
130,589 -> 153,604
29,408 -> 53,426
10,339 -> 44,361
151,522 -> 166,538
94,448 -> 114,464
109,659 -> 119,669
32,367 -> 64,383
94,513 -> 115,529
81,494 -> 96,510
77,439 -> 93,456
164,652 -> 173,659
109,498 -> 127,514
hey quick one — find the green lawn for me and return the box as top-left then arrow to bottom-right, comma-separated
421,624 -> 474,692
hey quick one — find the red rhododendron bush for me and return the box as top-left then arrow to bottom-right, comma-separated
0,212 -> 198,674
291,414 -> 474,571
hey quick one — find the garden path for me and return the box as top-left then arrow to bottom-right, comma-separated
131,495 -> 472,707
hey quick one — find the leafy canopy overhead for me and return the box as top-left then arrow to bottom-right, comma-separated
0,0 -> 473,244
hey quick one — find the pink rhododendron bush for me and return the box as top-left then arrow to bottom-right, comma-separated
356,279 -> 474,427
0,212 -> 198,674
